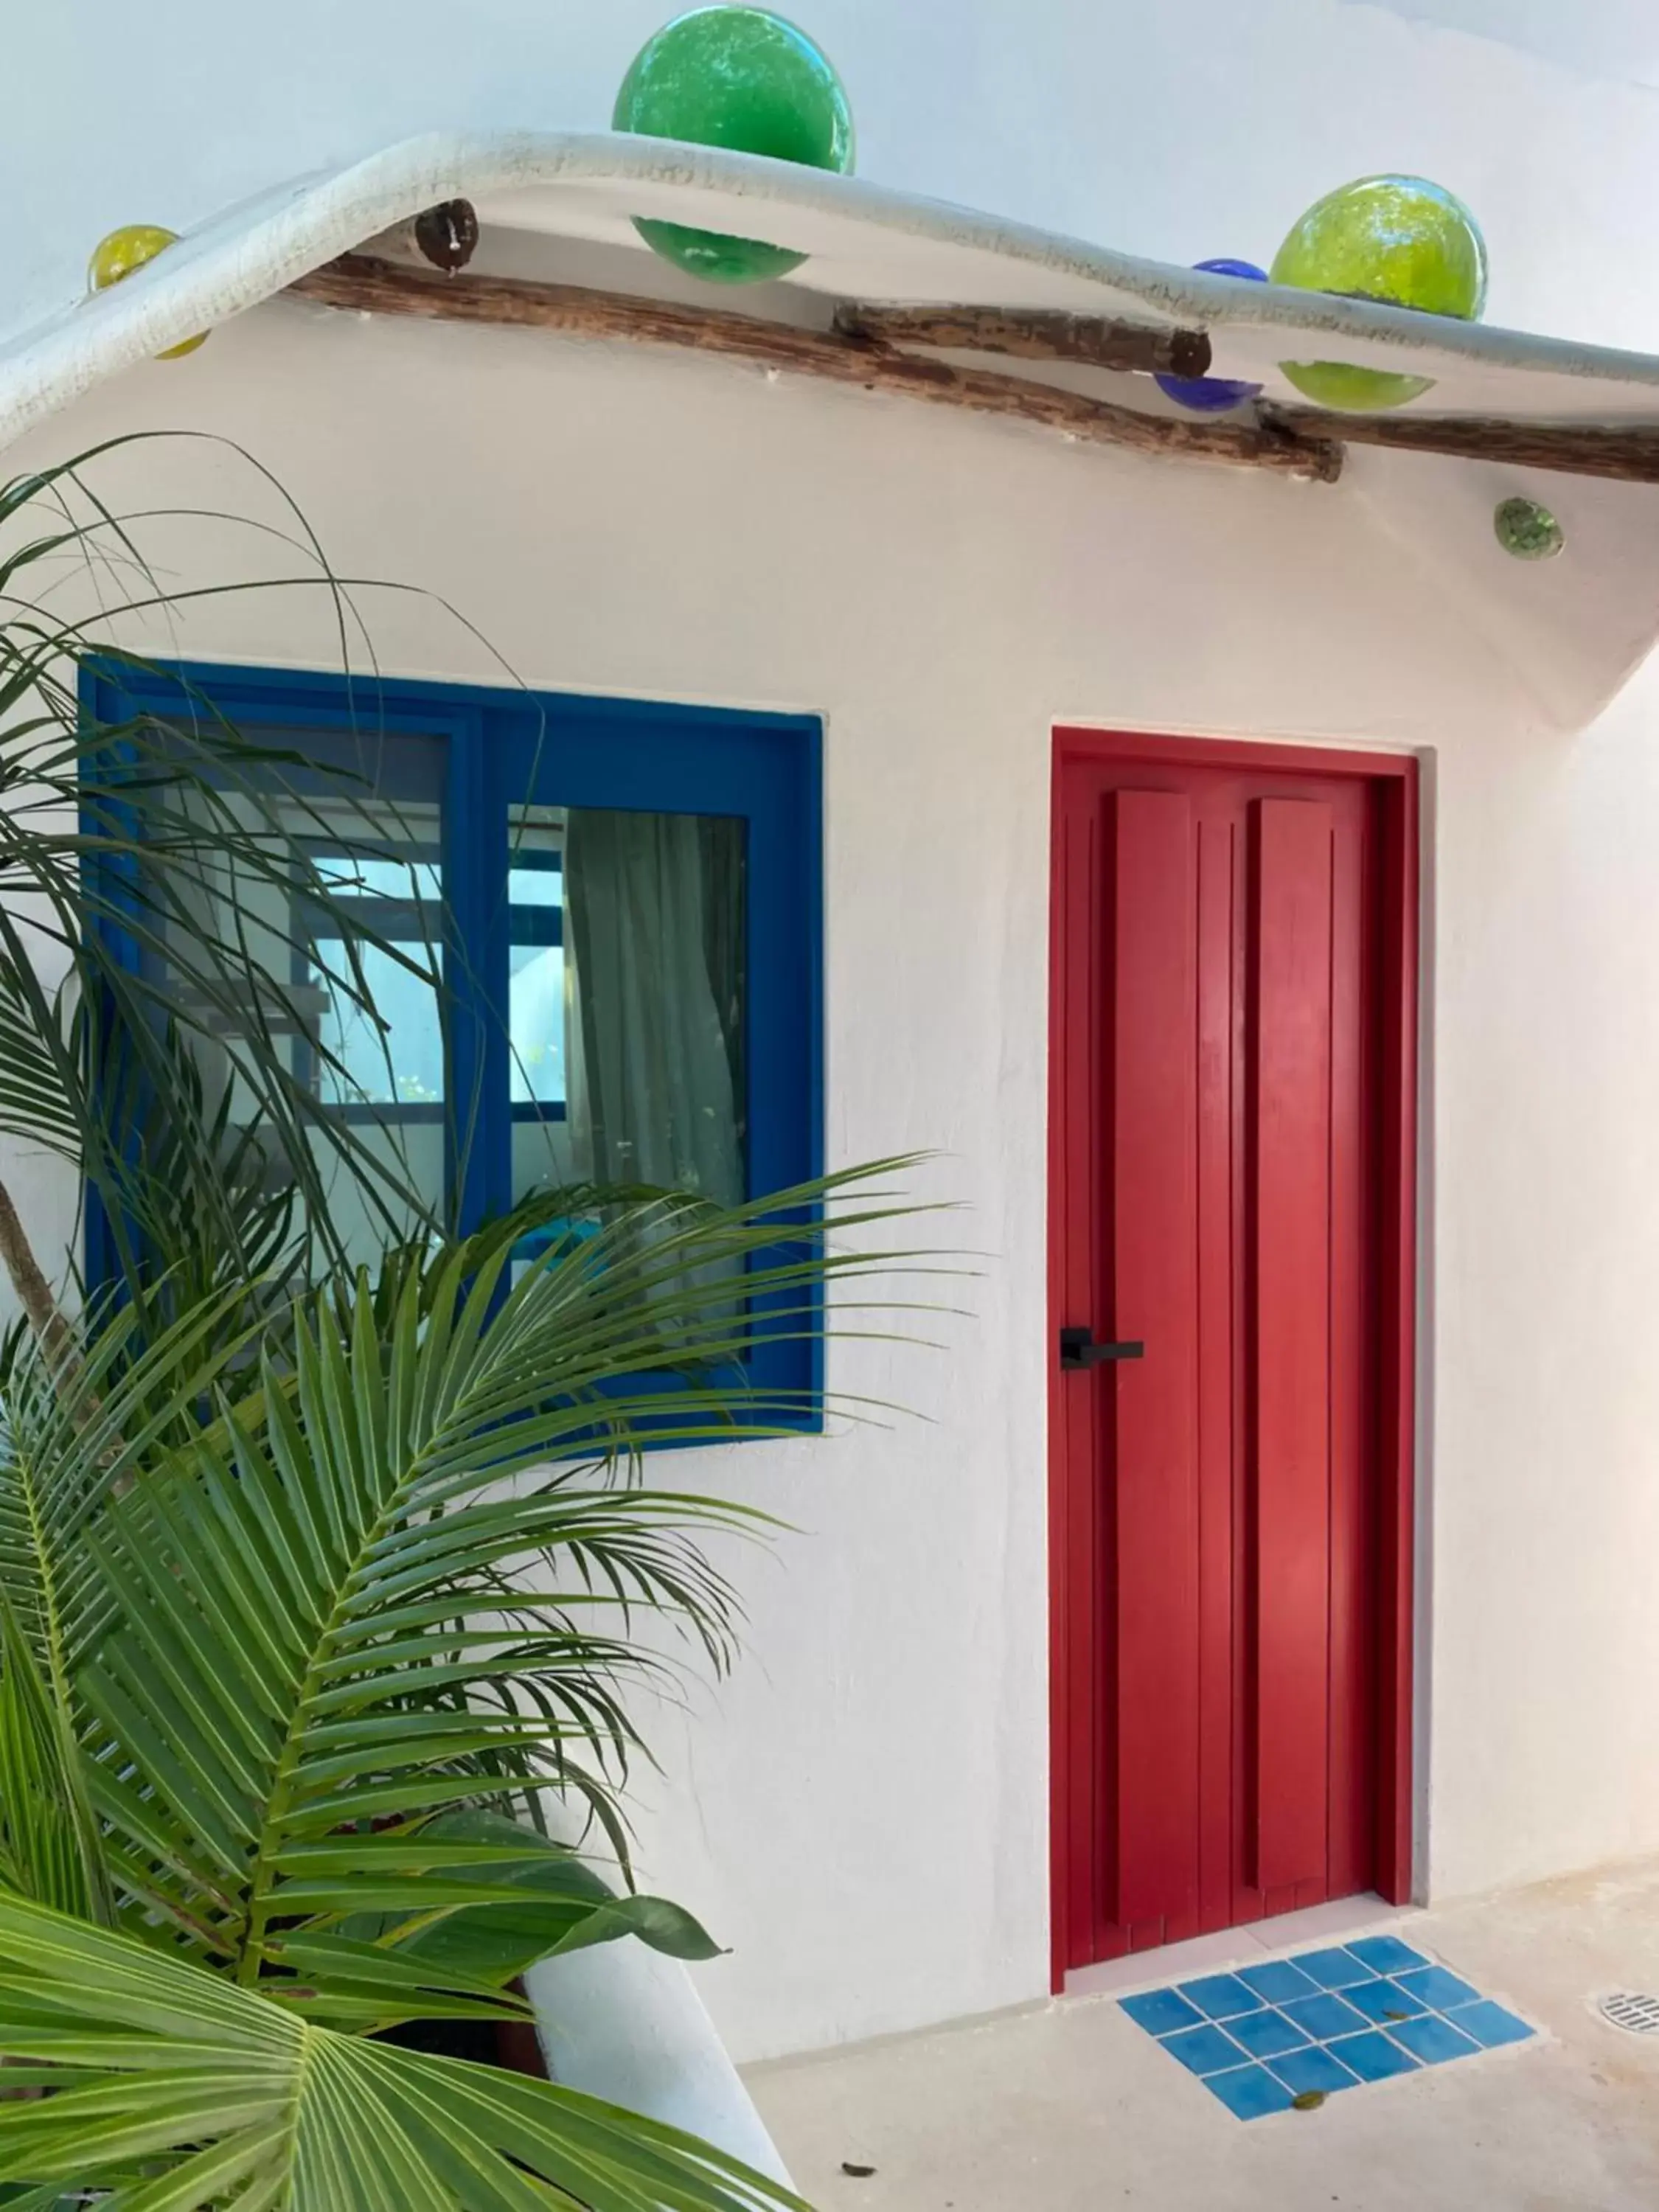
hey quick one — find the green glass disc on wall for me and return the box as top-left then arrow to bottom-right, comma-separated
1494,497 -> 1565,561
1271,175 -> 1488,412
614,7 -> 855,284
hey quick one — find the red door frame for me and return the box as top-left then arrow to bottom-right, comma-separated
1046,728 -> 1420,1991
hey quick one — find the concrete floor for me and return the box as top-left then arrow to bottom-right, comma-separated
748,1861 -> 1659,2211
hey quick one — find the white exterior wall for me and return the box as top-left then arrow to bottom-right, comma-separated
7,1 -> 1659,2063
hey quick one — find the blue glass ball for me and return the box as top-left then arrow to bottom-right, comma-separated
1155,260 -> 1268,413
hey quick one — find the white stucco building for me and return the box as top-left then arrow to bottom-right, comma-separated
7,0 -> 1659,2074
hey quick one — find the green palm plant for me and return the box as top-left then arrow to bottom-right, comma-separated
0,1891 -> 801,2208
0,1180 -> 911,2204
0,445 -> 926,2205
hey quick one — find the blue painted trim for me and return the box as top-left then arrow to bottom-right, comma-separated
77,686 -> 150,1300
79,659 -> 826,1427
509,909 -> 565,948
442,709 -> 501,1234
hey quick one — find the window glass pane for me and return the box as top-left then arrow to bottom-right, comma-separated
509,866 -> 563,909
509,803 -> 746,1209
509,942 -> 566,1107
311,1126 -> 448,1273
316,852 -> 442,904
150,754 -> 450,1268
312,937 -> 445,1109
507,837 -> 566,1111
117,715 -> 765,1296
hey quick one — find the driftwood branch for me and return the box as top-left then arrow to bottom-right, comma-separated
288,254 -> 1659,489
289,256 -> 1343,483
0,1173 -> 81,1385
1267,404 -> 1659,487
833,302 -> 1212,380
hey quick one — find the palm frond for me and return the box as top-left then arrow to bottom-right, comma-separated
0,1291 -> 272,1930
0,1288 -> 262,1686
0,961 -> 77,1166
314,1806 -> 721,2004
72,1169 -> 920,2008
0,1604 -> 97,1920
79,1024 -> 306,1377
0,1892 -> 807,2210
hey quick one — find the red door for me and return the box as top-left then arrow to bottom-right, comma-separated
1048,731 -> 1418,1976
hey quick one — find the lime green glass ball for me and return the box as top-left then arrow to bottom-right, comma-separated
1271,175 -> 1488,412
614,7 -> 855,284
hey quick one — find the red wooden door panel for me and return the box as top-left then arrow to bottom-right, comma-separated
1110,792 -> 1201,1935
1048,734 -> 1417,1977
1196,813 -> 1239,1935
1251,799 -> 1335,1896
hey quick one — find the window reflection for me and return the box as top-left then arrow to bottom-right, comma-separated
508,849 -> 566,1112
510,805 -> 746,1210
154,744 -> 750,1275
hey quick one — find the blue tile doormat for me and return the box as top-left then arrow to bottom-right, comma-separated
1119,1936 -> 1534,2121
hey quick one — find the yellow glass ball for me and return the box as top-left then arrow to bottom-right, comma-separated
87,226 -> 207,359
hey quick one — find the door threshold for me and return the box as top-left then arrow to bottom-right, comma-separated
1062,1894 -> 1422,2002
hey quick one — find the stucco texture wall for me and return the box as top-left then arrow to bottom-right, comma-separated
8,279 -> 1659,2056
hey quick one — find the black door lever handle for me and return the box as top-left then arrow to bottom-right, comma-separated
1059,1327 -> 1145,1371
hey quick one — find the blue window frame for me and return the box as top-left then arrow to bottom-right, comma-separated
80,660 -> 825,1424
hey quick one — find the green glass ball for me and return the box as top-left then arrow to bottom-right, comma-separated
614,7 -> 855,284
1271,175 -> 1488,412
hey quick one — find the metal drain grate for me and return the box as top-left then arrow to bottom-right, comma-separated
1601,1994 -> 1659,2037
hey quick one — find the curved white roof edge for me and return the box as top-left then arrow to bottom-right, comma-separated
8,129 -> 1659,454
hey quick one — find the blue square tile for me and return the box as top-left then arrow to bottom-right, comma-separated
1178,1973 -> 1265,2021
1237,1959 -> 1321,2007
1293,1947 -> 1378,1991
1205,2065 -> 1298,2121
1394,1965 -> 1481,2012
1162,2025 -> 1251,2077
1386,2014 -> 1482,2067
1327,2031 -> 1421,2084
1346,1935 -> 1431,1978
1120,1988 -> 1206,2038
1225,2008 -> 1312,2060
1266,2045 -> 1360,2098
1445,1999 -> 1533,2051
1340,1977 -> 1429,2026
1279,1992 -> 1371,2042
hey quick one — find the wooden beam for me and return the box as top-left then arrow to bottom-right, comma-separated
832,302 -> 1213,380
288,255 -> 1343,483
844,306 -> 1659,487
1267,403 -> 1659,487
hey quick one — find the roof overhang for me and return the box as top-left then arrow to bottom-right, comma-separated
9,131 -> 1659,734
12,130 -> 1659,447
